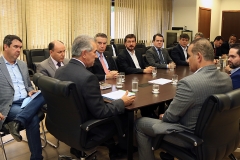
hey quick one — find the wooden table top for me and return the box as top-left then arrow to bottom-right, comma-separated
102,66 -> 193,110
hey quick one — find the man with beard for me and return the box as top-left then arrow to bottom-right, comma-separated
116,34 -> 153,74
221,34 -> 237,55
225,43 -> 240,89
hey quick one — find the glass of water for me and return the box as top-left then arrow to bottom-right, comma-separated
152,67 -> 157,75
119,72 -> 125,82
132,78 -> 138,92
172,74 -> 178,85
116,75 -> 123,88
152,84 -> 159,94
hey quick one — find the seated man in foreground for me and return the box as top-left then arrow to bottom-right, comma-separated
54,35 -> 136,159
0,35 -> 46,160
135,38 -> 232,160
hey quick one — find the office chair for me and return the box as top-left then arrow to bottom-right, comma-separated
33,73 -> 124,159
115,44 -> 125,55
152,89 -> 240,160
0,110 -> 46,160
111,56 -> 118,70
23,49 -> 50,75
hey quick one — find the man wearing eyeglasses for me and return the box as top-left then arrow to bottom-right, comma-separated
37,40 -> 69,77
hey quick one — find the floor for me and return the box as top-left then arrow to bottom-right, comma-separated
1,112 -> 240,160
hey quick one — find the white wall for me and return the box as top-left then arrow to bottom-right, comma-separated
172,0 -> 240,41
172,0 -> 197,34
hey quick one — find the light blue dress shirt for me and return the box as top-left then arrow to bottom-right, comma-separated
3,56 -> 28,101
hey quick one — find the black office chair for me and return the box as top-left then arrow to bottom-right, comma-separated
0,110 -> 46,160
152,89 -> 240,160
142,54 -> 149,67
33,73 -> 124,159
24,49 -> 50,75
112,56 -> 118,70
115,44 -> 125,55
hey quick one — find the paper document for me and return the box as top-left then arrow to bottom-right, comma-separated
102,90 -> 135,101
148,78 -> 172,85
21,90 -> 41,108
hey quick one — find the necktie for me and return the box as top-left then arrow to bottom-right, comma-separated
99,54 -> 109,74
158,49 -> 165,64
57,62 -> 61,68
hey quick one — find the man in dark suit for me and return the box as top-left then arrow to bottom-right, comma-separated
226,43 -> 240,89
37,40 -> 69,77
146,33 -> 175,69
87,33 -> 118,81
171,33 -> 189,66
135,38 -> 232,160
0,35 -> 46,160
221,34 -> 237,55
116,34 -> 153,74
54,35 -> 136,159
210,36 -> 224,59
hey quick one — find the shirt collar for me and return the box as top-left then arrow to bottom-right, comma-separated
126,48 -> 135,55
154,46 -> 161,52
72,58 -> 86,67
231,67 -> 240,75
2,55 -> 17,65
50,56 -> 61,66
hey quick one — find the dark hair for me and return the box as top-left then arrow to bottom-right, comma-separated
3,35 -> 22,50
230,34 -> 237,38
190,38 -> 214,61
231,43 -> 240,56
152,33 -> 164,41
94,33 -> 108,41
214,36 -> 224,41
180,33 -> 189,40
48,40 -> 64,50
124,34 -> 136,43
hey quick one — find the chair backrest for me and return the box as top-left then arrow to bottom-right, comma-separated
33,73 -> 88,150
24,49 -> 50,72
194,89 -> 240,160
112,56 -> 118,70
115,44 -> 125,55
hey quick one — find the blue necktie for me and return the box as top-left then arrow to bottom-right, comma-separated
158,49 -> 165,64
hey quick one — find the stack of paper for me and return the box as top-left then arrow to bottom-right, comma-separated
148,78 -> 172,85
102,90 -> 135,101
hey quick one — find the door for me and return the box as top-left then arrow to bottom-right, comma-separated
222,11 -> 240,43
198,7 -> 211,40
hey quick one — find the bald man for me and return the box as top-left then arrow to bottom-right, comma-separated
37,40 -> 69,77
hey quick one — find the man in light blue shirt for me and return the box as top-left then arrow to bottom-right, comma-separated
0,35 -> 45,160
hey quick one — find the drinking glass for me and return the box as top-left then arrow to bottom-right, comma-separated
132,78 -> 138,92
152,84 -> 159,94
172,74 -> 178,85
116,75 -> 123,88
152,67 -> 157,75
119,72 -> 125,82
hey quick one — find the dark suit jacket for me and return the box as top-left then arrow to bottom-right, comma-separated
171,44 -> 189,66
55,59 -> 125,119
221,41 -> 230,54
211,42 -> 222,59
145,46 -> 172,69
116,49 -> 145,74
87,52 -> 117,81
231,69 -> 240,90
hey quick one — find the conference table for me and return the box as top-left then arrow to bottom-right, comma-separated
102,66 -> 193,160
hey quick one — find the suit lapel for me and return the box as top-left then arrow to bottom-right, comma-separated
48,58 -> 56,72
95,57 -> 105,72
0,57 -> 14,89
152,47 -> 161,62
